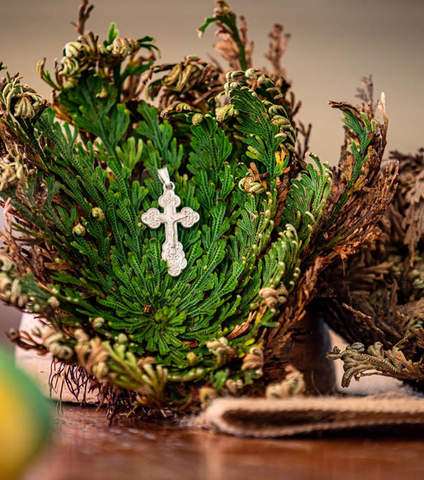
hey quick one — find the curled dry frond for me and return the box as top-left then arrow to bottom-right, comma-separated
327,342 -> 424,387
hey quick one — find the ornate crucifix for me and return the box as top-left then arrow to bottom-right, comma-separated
141,168 -> 200,277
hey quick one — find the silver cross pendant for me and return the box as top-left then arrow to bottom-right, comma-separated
141,168 -> 200,277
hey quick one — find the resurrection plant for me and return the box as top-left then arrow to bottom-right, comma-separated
314,80 -> 424,388
0,1 -> 397,412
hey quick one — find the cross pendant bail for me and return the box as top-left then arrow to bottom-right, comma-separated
157,168 -> 172,189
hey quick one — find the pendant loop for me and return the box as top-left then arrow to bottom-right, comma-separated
158,168 -> 172,190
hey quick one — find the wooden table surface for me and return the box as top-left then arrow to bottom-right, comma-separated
23,405 -> 424,480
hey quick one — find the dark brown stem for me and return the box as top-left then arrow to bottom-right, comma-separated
71,0 -> 94,36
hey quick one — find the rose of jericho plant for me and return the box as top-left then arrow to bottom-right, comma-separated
0,1 -> 397,411
314,78 -> 424,388
322,150 -> 424,389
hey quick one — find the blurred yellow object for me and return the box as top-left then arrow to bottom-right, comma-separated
0,347 -> 53,479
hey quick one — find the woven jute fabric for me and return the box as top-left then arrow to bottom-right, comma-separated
199,394 -> 424,437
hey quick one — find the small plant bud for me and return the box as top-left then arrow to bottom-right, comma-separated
92,317 -> 105,329
187,351 -> 198,366
117,333 -> 128,345
72,223 -> 86,236
192,113 -> 203,126
91,207 -> 105,222
47,296 -> 60,309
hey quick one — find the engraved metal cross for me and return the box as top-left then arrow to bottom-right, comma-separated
141,168 -> 200,277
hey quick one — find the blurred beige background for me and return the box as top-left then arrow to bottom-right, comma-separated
0,0 -> 423,348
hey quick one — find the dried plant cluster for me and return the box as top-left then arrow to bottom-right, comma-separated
0,1 -> 398,412
316,80 -> 424,386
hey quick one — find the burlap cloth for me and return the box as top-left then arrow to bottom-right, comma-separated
197,393 -> 424,437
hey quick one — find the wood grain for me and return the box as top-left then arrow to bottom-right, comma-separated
22,405 -> 424,480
